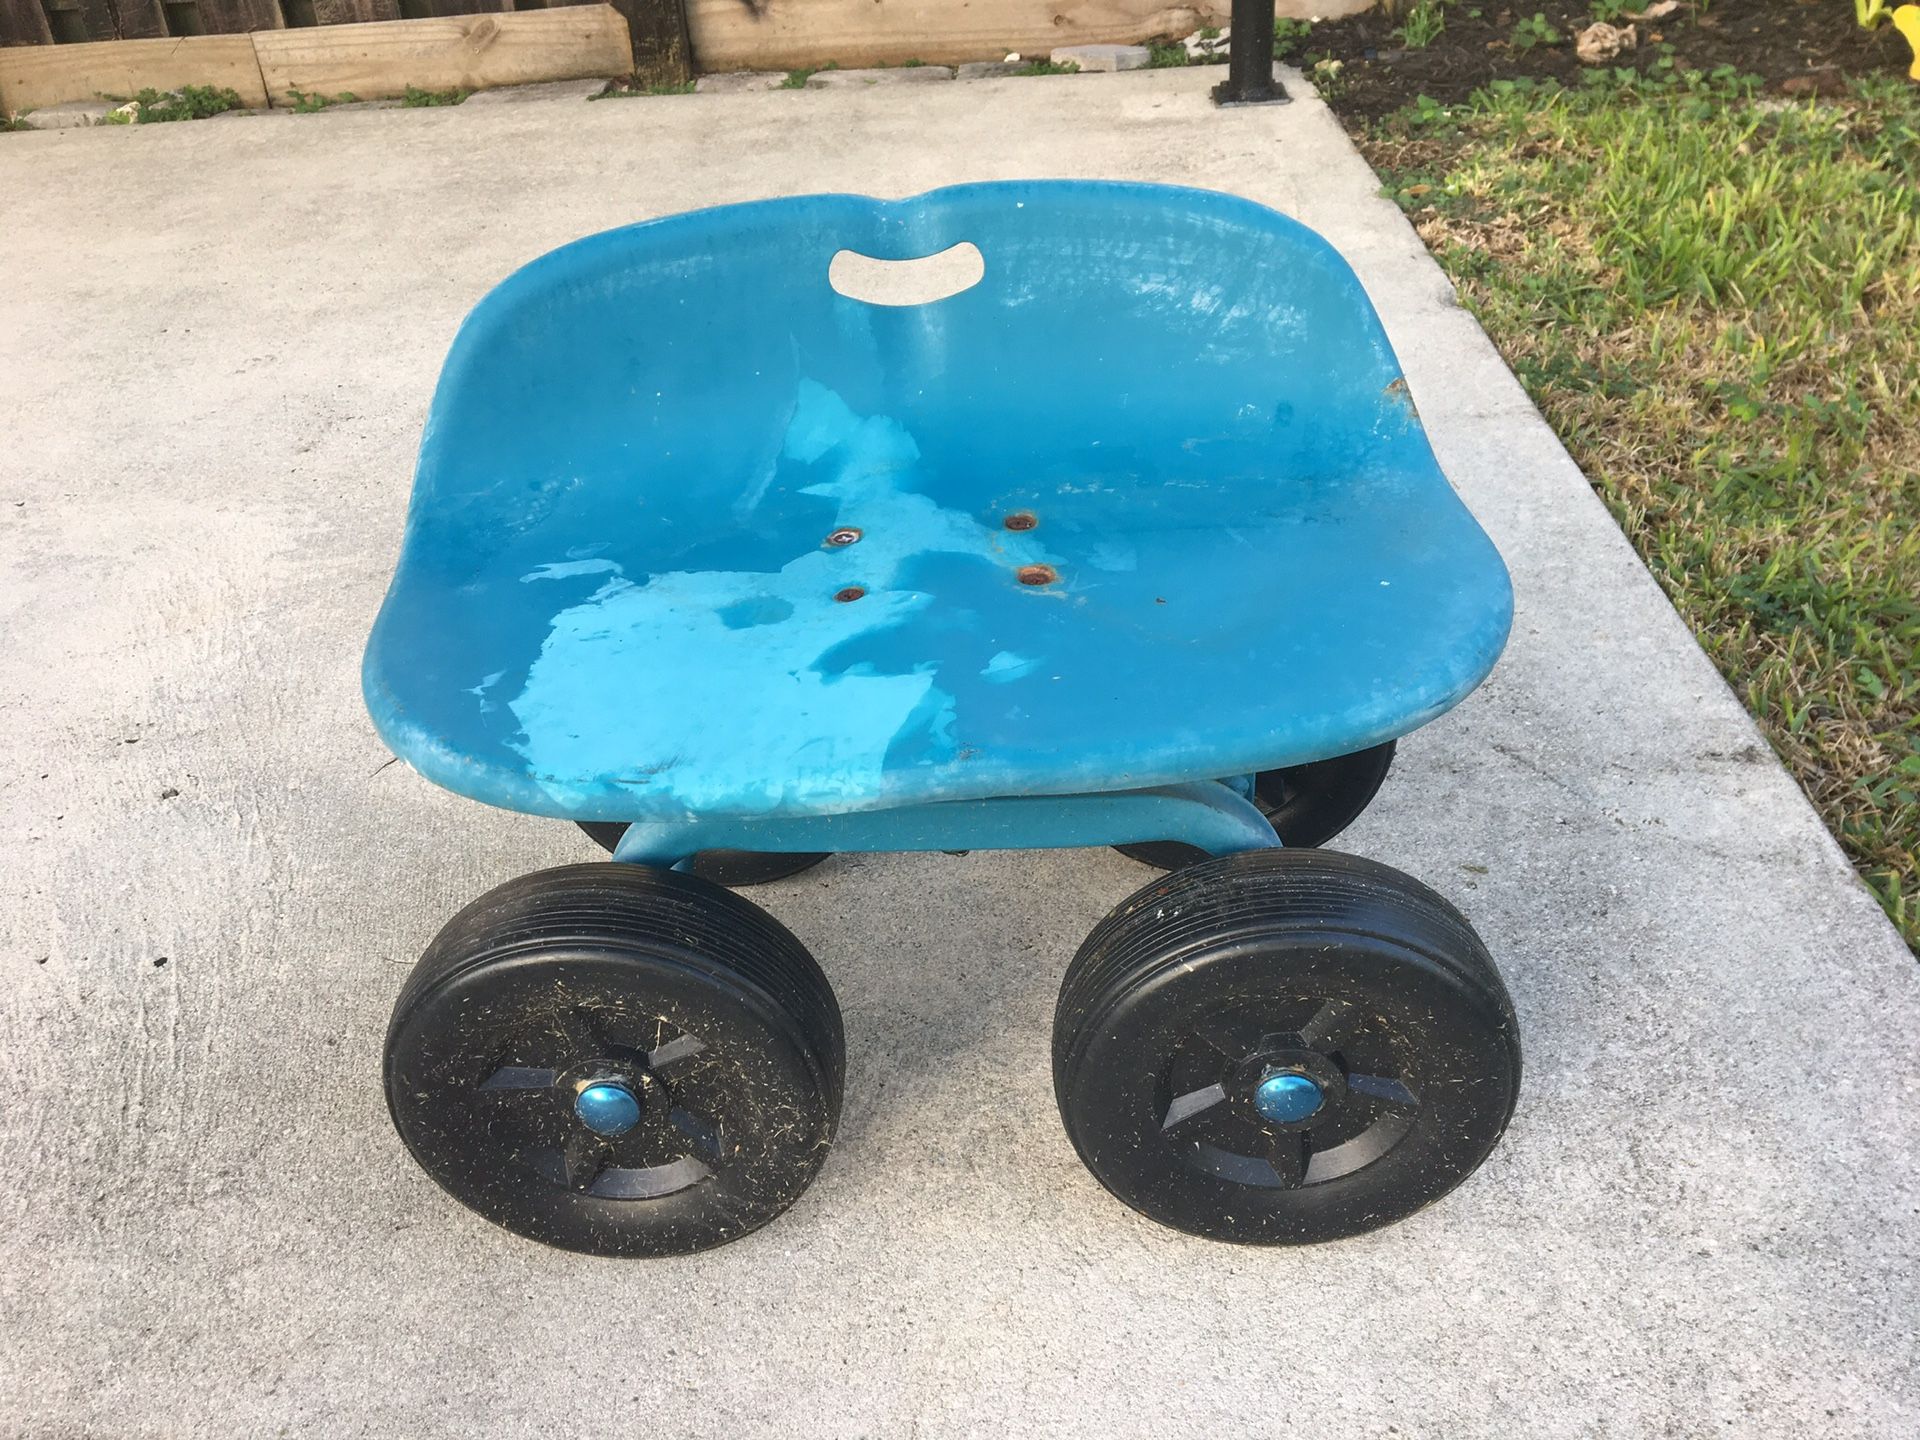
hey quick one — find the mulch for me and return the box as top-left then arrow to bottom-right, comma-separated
1283,0 -> 1915,120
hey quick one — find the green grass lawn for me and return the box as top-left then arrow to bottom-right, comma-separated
1363,71 -> 1920,951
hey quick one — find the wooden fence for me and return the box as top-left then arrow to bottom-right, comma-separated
0,0 -> 686,83
1,0 -> 1377,100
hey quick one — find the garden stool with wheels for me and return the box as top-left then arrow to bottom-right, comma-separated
365,181 -> 1521,1257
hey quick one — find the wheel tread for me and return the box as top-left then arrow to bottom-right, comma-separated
393,864 -> 842,1107
1057,850 -> 1514,1104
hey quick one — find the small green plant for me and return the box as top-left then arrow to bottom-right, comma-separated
109,85 -> 244,122
1199,24 -> 1220,39
901,57 -> 925,67
1014,59 -> 1080,76
1856,0 -> 1894,27
1405,92 -> 1454,128
1510,12 -> 1563,49
2,112 -> 31,132
1274,17 -> 1314,61
1590,0 -> 1637,20
1396,0 -> 1447,49
780,61 -> 837,88
1147,41 -> 1191,68
286,88 -> 358,112
401,84 -> 468,107
1309,55 -> 1349,98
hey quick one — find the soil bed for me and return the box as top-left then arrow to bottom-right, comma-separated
1288,0 -> 1913,121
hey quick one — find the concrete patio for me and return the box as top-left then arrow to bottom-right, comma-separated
1,64 -> 1915,1437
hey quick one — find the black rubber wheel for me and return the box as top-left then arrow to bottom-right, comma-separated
1054,848 -> 1519,1245
577,822 -> 831,887
385,863 -> 843,1257
1114,740 -> 1396,869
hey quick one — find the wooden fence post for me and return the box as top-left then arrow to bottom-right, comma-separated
603,0 -> 688,83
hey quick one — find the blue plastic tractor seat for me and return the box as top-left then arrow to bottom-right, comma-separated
367,183 -> 1522,1259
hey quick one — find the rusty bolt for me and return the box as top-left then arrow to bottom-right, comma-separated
1003,511 -> 1038,532
1016,565 -> 1057,587
825,527 -> 863,547
834,586 -> 867,603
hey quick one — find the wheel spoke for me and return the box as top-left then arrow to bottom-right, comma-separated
647,1031 -> 708,1072
1345,1073 -> 1419,1110
1294,999 -> 1356,1051
1193,1015 -> 1265,1065
588,1155 -> 711,1200
670,1106 -> 736,1165
479,1065 -> 559,1092
1265,1131 -> 1312,1190
1161,1083 -> 1228,1132
562,1130 -> 610,1192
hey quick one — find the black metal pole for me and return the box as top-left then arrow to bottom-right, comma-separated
1213,0 -> 1290,106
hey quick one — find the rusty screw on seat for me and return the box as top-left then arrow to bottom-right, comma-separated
1003,511 -> 1038,532
834,586 -> 867,603
1017,565 -> 1057,587
825,527 -> 863,547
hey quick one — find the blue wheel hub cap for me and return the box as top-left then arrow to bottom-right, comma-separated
1253,1071 -> 1325,1125
574,1080 -> 643,1136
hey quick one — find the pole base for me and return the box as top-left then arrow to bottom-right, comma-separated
1212,74 -> 1292,107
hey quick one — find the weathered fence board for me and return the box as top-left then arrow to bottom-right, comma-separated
252,4 -> 629,101
0,32 -> 269,109
404,0 -> 509,17
313,0 -> 401,20
102,0 -> 169,41
1,0 -> 687,88
682,0 -> 1221,70
68,0 -> 119,41
684,0 -> 1373,70
194,0 -> 284,33
0,0 -> 53,47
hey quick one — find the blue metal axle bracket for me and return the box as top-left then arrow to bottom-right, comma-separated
608,781 -> 1281,868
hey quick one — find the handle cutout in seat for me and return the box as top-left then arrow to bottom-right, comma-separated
829,243 -> 985,306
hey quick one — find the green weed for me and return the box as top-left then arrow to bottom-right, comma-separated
106,85 -> 244,122
1510,12 -> 1563,49
286,88 -> 358,112
401,85 -> 468,107
1274,18 -> 1316,61
1397,0 -> 1447,49
780,62 -> 838,88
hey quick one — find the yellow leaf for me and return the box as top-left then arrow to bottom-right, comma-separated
1894,6 -> 1920,81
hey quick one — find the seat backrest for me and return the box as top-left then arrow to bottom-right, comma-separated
412,182 -> 1432,549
